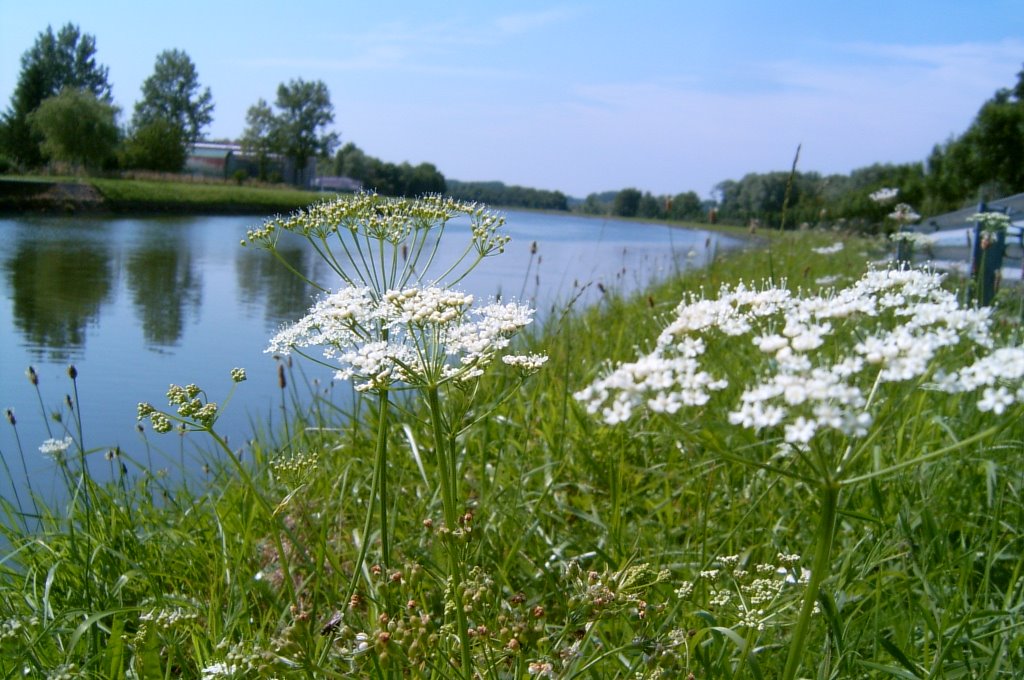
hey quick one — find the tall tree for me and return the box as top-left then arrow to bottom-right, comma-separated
267,79 -> 339,185
132,49 -> 214,145
241,98 -> 276,181
29,88 -> 119,171
1,24 -> 111,167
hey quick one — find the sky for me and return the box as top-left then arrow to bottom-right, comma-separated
1,1 -> 1022,199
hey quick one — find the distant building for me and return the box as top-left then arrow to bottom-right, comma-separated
184,142 -> 318,187
312,176 -> 363,193
185,142 -> 238,179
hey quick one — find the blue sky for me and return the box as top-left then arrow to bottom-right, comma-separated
1,0 -> 1022,198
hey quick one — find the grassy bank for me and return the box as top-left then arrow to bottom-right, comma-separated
89,177 -> 325,214
1,205 -> 1023,678
0,175 -> 326,215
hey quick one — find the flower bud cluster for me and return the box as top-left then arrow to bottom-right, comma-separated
166,383 -> 219,427
244,193 -> 505,252
271,450 -> 320,486
563,561 -> 669,623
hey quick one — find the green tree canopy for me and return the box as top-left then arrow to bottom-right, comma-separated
240,98 -> 276,181
132,49 -> 214,146
1,23 -> 112,167
29,88 -> 119,171
668,191 -> 703,221
246,79 -> 339,185
121,118 -> 188,172
612,188 -> 642,217
921,63 -> 1024,211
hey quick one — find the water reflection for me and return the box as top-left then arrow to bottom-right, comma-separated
236,243 -> 321,328
0,212 -> 741,504
3,237 -> 113,360
125,226 -> 202,347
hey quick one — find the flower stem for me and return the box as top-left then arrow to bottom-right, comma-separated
376,389 -> 392,572
425,386 -> 473,678
782,480 -> 839,680
345,389 -> 391,608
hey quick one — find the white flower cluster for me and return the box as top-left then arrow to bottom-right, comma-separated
811,242 -> 844,255
0,615 -> 38,642
38,436 -> 73,458
139,600 -> 201,630
889,231 -> 935,246
679,553 -> 809,632
869,187 -> 899,204
576,267 -> 1008,444
888,203 -> 921,224
200,661 -> 240,679
968,211 -> 1011,235
268,285 -> 541,391
934,346 -> 1024,414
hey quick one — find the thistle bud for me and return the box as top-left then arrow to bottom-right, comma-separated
67,365 -> 78,380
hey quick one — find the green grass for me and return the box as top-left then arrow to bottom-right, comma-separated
1,226 -> 1023,678
89,177 -> 326,211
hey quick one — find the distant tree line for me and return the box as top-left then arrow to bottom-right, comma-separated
575,188 -> 707,221
326,142 -> 446,197
445,180 -> 568,211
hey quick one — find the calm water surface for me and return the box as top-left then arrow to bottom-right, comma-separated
0,210 -> 739,499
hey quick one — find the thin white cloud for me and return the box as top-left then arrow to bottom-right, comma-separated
494,7 -> 580,35
406,37 -> 1022,196
838,38 -> 1024,70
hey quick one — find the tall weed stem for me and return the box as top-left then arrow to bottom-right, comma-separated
782,480 -> 839,680
426,386 -> 473,678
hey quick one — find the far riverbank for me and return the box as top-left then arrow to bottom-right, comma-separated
0,176 -> 752,239
0,176 -> 325,216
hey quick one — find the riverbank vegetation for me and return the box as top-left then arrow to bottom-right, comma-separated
89,176 -> 324,213
1,194 -> 1022,678
0,175 -> 326,215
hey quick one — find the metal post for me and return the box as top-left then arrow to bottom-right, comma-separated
895,235 -> 912,267
972,201 -> 1007,307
